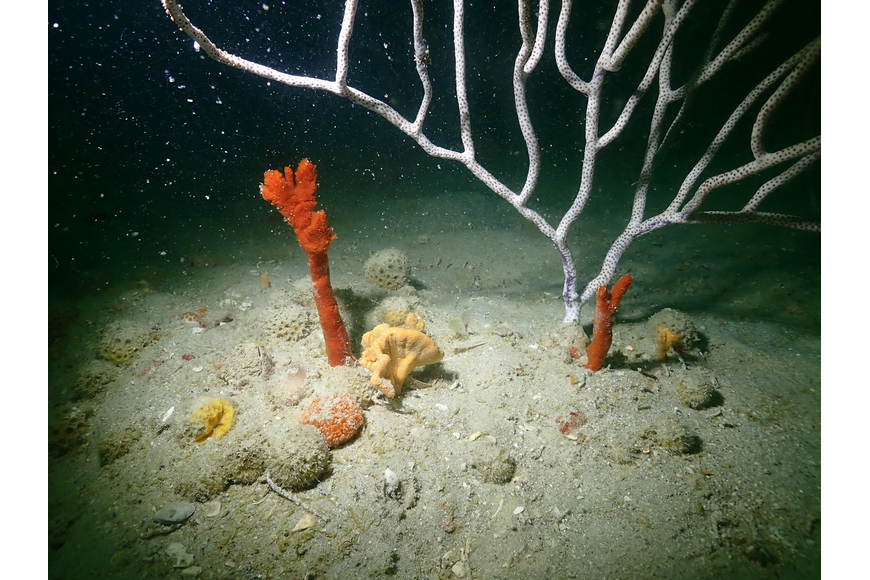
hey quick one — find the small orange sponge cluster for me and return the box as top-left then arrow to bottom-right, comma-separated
656,327 -> 681,361
300,393 -> 364,449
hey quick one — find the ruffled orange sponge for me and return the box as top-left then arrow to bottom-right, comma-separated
300,393 -> 364,449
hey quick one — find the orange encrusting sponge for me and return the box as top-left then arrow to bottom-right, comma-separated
261,160 -> 354,366
300,393 -> 364,448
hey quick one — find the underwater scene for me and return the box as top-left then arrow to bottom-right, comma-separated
49,1 -> 820,579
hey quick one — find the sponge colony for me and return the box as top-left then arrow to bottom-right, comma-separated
366,295 -> 425,331
99,320 -> 149,365
259,301 -> 313,342
266,424 -> 332,490
364,249 -> 411,290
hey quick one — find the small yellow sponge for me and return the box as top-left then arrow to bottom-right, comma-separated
191,399 -> 235,442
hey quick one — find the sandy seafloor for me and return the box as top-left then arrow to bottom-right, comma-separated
48,187 -> 820,580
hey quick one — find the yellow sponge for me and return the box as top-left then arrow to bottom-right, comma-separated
191,399 -> 235,442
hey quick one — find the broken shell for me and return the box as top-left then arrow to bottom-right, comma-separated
153,502 -> 196,525
202,500 -> 222,518
165,542 -> 195,568
161,406 -> 175,423
292,513 -> 317,532
384,467 -> 401,497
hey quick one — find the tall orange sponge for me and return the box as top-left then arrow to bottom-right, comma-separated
262,160 -> 354,366
585,275 -> 632,372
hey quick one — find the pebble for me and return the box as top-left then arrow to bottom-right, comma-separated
154,502 -> 196,525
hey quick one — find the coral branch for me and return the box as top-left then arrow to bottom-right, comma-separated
261,160 -> 354,366
585,275 -> 632,371
162,0 -> 819,323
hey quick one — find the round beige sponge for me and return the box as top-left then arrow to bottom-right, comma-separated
364,249 -> 411,290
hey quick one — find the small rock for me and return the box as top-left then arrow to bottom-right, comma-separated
154,502 -> 196,525
180,566 -> 202,577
